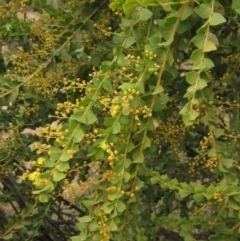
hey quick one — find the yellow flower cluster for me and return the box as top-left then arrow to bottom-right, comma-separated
125,54 -> 141,68
188,133 -> 219,178
100,141 -> 118,166
106,186 -> 117,192
35,125 -> 66,147
105,185 -> 135,197
21,157 -> 46,186
144,50 -> 157,59
112,9 -> 123,16
32,142 -> 51,155
100,96 -> 112,111
94,24 -> 112,37
153,107 -> 189,163
134,105 -> 152,118
122,88 -> 140,102
102,170 -> 115,181
221,54 -> 239,65
212,192 -> 224,203
100,87 -> 152,125
205,155 -> 218,172
119,67 -> 138,83
98,215 -> 111,241
55,101 -> 77,118
93,11 -> 112,38
100,141 -> 109,151
83,129 -> 102,144
67,149 -> 76,158
25,104 -> 40,117
110,104 -> 120,117
37,157 -> 45,165
148,63 -> 161,75
21,168 -> 47,188
118,132 -> 128,145
89,67 -> 103,77
28,169 -> 40,181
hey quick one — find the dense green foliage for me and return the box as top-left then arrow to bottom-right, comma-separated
1,0 -> 240,240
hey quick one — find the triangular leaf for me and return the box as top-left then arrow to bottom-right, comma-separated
78,109 -> 97,125
139,8 -> 153,21
152,85 -> 164,95
53,170 -> 66,182
210,12 -> 226,26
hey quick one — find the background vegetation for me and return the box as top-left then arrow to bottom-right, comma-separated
0,0 -> 240,240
